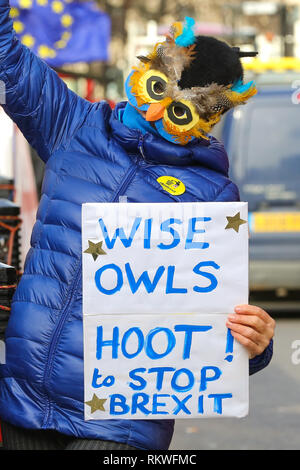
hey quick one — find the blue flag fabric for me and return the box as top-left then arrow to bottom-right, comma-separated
9,0 -> 111,66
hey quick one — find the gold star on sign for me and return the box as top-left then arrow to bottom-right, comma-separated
84,240 -> 107,261
225,212 -> 247,233
85,394 -> 107,413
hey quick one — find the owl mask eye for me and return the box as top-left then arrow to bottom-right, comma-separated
141,69 -> 168,103
167,102 -> 192,124
147,75 -> 167,101
164,99 -> 199,131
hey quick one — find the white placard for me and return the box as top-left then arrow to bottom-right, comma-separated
82,202 -> 249,419
82,202 -> 248,315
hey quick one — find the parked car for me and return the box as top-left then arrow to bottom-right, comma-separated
212,58 -> 300,311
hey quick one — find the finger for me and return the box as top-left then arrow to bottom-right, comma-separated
227,321 -> 271,354
234,304 -> 272,323
226,321 -> 262,346
234,306 -> 276,337
229,331 -> 262,359
227,313 -> 266,333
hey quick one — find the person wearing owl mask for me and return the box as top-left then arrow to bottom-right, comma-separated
124,17 -> 258,146
0,5 -> 275,450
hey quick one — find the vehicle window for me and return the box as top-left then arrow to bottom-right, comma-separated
246,103 -> 300,182
232,95 -> 300,202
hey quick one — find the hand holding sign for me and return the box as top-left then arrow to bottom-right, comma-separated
227,304 -> 275,359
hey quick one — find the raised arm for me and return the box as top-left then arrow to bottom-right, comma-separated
0,0 -> 90,162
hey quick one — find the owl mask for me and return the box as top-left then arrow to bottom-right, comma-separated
125,17 -> 258,145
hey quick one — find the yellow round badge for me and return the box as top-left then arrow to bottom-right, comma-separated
157,176 -> 186,196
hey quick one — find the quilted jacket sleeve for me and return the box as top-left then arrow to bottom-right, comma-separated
215,180 -> 241,202
0,0 -> 90,162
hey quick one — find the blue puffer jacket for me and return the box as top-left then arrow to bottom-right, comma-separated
0,0 -> 273,450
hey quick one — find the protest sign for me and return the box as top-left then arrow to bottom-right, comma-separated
82,202 -> 249,419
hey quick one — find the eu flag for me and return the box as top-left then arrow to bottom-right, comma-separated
9,0 -> 111,66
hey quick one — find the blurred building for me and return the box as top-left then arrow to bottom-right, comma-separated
89,0 -> 300,102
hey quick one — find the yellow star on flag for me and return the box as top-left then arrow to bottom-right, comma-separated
61,13 -> 74,27
62,31 -> 71,40
85,394 -> 107,413
21,34 -> 35,47
9,7 -> 19,18
225,212 -> 247,233
38,44 -> 57,58
13,20 -> 24,34
51,0 -> 64,13
19,0 -> 32,8
54,39 -> 67,49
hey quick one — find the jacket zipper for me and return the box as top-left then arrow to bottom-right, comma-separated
41,144 -> 143,427
42,261 -> 82,428
111,164 -> 138,202
111,138 -> 144,202
138,135 -> 146,161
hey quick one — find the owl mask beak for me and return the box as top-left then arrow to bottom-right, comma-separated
145,103 -> 165,122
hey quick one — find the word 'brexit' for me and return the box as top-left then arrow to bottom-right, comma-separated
109,392 -> 233,416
